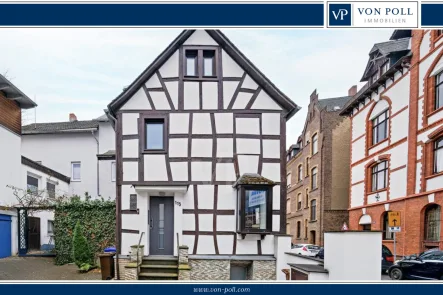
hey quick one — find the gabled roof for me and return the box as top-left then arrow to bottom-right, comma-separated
22,120 -> 99,135
107,30 -> 299,120
317,96 -> 351,112
369,38 -> 410,55
0,74 -> 37,109
22,156 -> 70,184
233,173 -> 275,188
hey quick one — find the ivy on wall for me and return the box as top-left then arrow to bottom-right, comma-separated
54,197 -> 115,265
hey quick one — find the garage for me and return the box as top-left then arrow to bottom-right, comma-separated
0,214 -> 12,258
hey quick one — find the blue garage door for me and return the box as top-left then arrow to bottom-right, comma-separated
0,214 -> 12,258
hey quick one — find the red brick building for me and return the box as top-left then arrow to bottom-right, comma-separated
341,30 -> 443,256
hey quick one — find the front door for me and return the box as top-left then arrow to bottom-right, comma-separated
149,197 -> 174,255
28,217 -> 41,250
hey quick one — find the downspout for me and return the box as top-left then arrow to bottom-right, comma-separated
91,130 -> 100,197
319,112 -> 324,246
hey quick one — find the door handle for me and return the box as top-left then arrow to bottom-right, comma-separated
150,219 -> 153,230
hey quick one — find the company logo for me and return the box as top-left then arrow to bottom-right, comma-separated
329,4 -> 352,26
328,1 -> 418,28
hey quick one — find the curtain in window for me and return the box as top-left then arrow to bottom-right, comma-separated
425,205 -> 441,241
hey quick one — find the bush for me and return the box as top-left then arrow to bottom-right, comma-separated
72,221 -> 93,269
54,196 -> 115,265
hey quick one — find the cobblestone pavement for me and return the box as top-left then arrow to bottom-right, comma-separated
0,257 -> 101,280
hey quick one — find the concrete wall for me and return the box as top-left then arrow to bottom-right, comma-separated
324,231 -> 381,280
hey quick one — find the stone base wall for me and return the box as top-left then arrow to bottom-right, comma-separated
189,259 -> 230,280
251,260 -> 276,280
115,257 -> 139,280
189,259 -> 276,281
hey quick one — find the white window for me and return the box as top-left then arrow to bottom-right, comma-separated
111,162 -> 116,182
71,162 -> 81,181
287,173 -> 291,188
48,220 -> 54,235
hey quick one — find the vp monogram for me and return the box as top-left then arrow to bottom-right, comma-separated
332,9 -> 349,20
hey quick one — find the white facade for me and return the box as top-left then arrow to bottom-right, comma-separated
111,30 -> 298,279
21,118 -> 116,200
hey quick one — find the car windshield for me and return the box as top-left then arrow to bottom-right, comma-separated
292,245 -> 302,249
307,245 -> 320,250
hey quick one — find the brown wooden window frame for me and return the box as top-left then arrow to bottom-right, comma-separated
141,114 -> 168,154
236,185 -> 273,235
182,46 -> 218,81
372,110 -> 389,145
370,160 -> 388,192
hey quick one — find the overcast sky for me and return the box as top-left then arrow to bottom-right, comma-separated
0,29 -> 392,147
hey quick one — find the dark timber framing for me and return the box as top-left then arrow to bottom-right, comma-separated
109,30 -> 298,262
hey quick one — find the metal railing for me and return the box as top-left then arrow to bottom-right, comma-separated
136,232 -> 145,265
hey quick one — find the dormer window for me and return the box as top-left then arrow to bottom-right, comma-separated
372,72 -> 379,83
381,62 -> 389,75
234,174 -> 274,235
183,47 -> 218,79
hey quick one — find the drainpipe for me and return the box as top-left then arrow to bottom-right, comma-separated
91,130 -> 100,197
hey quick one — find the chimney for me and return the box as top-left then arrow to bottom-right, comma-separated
348,85 -> 358,97
69,113 -> 77,122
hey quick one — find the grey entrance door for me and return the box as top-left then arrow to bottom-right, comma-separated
150,197 -> 174,255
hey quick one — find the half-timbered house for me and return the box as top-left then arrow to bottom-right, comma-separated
107,30 -> 299,280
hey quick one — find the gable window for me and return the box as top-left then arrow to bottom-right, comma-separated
71,162 -> 81,181
371,161 -> 388,191
203,50 -> 215,77
381,62 -> 389,75
236,184 -> 273,234
311,167 -> 318,190
436,72 -> 443,110
111,162 -> 116,182
146,119 -> 165,150
185,50 -> 198,76
312,133 -> 318,155
310,200 -> 317,221
298,164 -> 303,182
183,47 -> 217,79
47,182 -> 56,199
297,193 -> 302,210
434,137 -> 443,173
372,110 -> 389,145
27,175 -> 39,194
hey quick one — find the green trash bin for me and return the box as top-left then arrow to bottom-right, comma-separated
99,253 -> 115,280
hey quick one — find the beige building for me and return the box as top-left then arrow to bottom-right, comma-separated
286,88 -> 352,246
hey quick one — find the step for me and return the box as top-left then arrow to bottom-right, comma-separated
139,272 -> 178,280
140,264 -> 178,273
142,256 -> 178,266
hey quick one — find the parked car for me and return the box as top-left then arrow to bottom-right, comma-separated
315,248 -> 324,259
291,244 -> 321,257
382,245 -> 394,273
388,249 -> 443,280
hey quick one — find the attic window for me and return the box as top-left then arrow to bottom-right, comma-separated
183,47 -> 218,80
381,62 -> 389,75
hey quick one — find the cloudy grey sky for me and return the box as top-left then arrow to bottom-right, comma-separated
0,29 -> 392,146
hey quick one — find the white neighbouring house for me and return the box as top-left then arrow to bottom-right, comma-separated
107,30 -> 299,280
21,112 -> 116,200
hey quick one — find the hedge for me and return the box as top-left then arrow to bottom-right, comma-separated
54,197 -> 115,265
